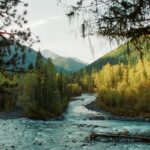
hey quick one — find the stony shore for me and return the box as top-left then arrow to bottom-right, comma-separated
0,106 -> 25,119
85,101 -> 150,122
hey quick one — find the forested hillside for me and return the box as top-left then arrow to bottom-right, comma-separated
53,57 -> 87,73
1,43 -> 87,73
41,50 -> 88,73
85,37 -> 150,72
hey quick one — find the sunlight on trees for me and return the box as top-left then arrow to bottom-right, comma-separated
91,61 -> 150,117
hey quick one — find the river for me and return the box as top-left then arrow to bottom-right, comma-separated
0,93 -> 150,150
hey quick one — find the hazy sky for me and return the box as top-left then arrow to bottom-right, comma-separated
24,0 -> 118,63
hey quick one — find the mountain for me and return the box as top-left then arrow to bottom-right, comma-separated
69,57 -> 88,65
1,44 -> 39,70
20,48 -> 69,73
41,50 -> 88,73
53,57 -> 88,73
84,37 -> 150,72
41,49 -> 60,59
3,44 -> 87,73
0,36 -> 68,73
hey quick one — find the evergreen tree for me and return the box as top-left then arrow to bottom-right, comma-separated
28,63 -> 34,70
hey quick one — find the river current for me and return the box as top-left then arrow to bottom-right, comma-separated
0,93 -> 150,150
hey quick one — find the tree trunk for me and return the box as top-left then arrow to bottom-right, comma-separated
90,132 -> 150,143
139,51 -> 148,79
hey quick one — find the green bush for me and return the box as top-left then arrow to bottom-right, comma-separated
66,83 -> 82,97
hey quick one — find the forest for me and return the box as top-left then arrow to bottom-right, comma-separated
0,0 -> 149,119
0,50 -> 82,119
73,36 -> 150,118
77,59 -> 150,118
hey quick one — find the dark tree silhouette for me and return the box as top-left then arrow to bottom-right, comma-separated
0,0 -> 40,45
59,0 -> 150,40
0,0 -> 40,74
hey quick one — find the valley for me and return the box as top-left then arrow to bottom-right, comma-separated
0,0 -> 150,150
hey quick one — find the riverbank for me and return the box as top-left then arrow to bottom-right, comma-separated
0,105 -> 65,121
0,93 -> 150,150
85,100 -> 150,122
1,95 -> 150,122
0,106 -> 25,119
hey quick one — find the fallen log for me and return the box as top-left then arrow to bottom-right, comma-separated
90,132 -> 150,143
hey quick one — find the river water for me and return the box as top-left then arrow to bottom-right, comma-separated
0,93 -> 150,150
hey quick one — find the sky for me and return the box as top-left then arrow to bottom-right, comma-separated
23,0 -> 118,63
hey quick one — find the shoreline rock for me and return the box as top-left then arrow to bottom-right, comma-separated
85,101 -> 150,122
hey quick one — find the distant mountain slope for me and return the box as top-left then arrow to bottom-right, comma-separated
53,57 -> 87,73
69,57 -> 88,65
2,44 -> 39,70
41,50 -> 88,73
84,38 -> 150,72
4,46 -> 87,73
22,49 -> 68,73
41,49 -> 60,59
2,44 -> 68,73
1,37 -> 87,73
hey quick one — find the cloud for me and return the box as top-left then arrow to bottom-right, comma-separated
29,19 -> 48,28
29,16 -> 61,28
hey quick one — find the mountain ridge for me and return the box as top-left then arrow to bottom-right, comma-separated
41,49 -> 88,73
83,37 -> 150,72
